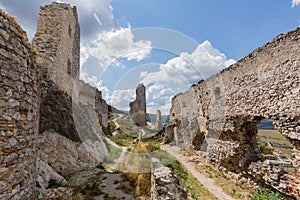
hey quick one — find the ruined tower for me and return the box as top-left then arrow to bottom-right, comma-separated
32,2 -> 81,141
130,83 -> 147,126
156,109 -> 162,131
33,2 -> 80,96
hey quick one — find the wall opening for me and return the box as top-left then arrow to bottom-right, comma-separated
257,119 -> 295,173
67,58 -> 72,75
68,24 -> 72,38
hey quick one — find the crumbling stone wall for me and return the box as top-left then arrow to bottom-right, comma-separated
156,109 -> 162,131
0,10 -> 39,199
166,27 -> 300,198
33,2 -> 80,96
130,83 -> 147,126
151,158 -> 187,200
32,2 -> 108,142
0,2 -> 109,199
32,2 -> 81,141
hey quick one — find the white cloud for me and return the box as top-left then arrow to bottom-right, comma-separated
84,26 -> 151,70
145,83 -> 175,114
141,40 -> 235,86
111,89 -> 136,111
292,0 -> 300,7
0,0 -> 115,41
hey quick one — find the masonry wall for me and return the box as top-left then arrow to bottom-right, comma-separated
32,3 -> 81,141
0,10 -> 38,199
166,27 -> 300,198
33,2 -> 80,97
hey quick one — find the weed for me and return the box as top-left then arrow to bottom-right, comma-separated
250,188 -> 284,200
48,179 -> 65,188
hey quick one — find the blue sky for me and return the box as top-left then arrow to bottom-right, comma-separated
1,0 -> 299,114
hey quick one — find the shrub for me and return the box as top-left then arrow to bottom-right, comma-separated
48,179 -> 65,188
258,143 -> 274,155
250,188 -> 284,200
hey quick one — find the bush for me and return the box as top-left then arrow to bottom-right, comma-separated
250,188 -> 284,200
48,179 -> 65,188
258,143 -> 274,155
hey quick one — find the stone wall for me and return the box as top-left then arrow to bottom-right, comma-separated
32,2 -> 108,142
0,10 -> 39,199
130,83 -> 147,126
0,3 -> 109,199
33,2 -> 80,97
166,27 -> 300,198
151,158 -> 187,200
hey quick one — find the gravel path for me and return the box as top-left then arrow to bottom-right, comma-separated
162,145 -> 234,200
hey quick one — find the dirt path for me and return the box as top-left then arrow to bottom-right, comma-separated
162,145 -> 234,200
104,137 -> 128,171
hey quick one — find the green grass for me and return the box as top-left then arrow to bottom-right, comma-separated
195,164 -> 255,199
104,143 -> 122,164
169,161 -> 218,200
152,150 -> 216,200
250,188 -> 284,200
111,133 -> 135,147
257,130 -> 293,158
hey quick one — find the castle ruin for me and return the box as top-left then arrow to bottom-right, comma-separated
130,83 -> 147,126
166,27 -> 300,198
0,2 -> 108,199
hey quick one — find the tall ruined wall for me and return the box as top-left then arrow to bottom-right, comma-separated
166,27 -> 300,198
32,2 -> 81,141
0,10 -> 39,199
130,83 -> 147,126
33,2 -> 80,96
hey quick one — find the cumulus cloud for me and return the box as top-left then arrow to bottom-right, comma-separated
292,0 -> 300,7
0,0 -> 115,41
141,40 -> 235,86
145,84 -> 175,114
86,26 -> 152,71
111,89 -> 136,111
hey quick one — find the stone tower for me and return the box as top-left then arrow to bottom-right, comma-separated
32,2 -> 82,141
129,83 -> 147,126
32,2 -> 80,97
156,109 -> 162,131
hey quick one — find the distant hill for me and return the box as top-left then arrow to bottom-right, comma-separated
257,119 -> 275,130
109,107 -> 170,125
108,105 -> 126,114
146,113 -> 169,125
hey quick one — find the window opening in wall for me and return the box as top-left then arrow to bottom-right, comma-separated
257,118 -> 295,173
68,24 -> 72,37
67,58 -> 72,75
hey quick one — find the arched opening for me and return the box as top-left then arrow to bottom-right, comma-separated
257,118 -> 295,172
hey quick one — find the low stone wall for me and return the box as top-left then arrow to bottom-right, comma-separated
151,158 -> 187,200
248,161 -> 300,198
0,10 -> 39,199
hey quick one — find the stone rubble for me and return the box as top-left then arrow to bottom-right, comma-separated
151,158 -> 187,200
